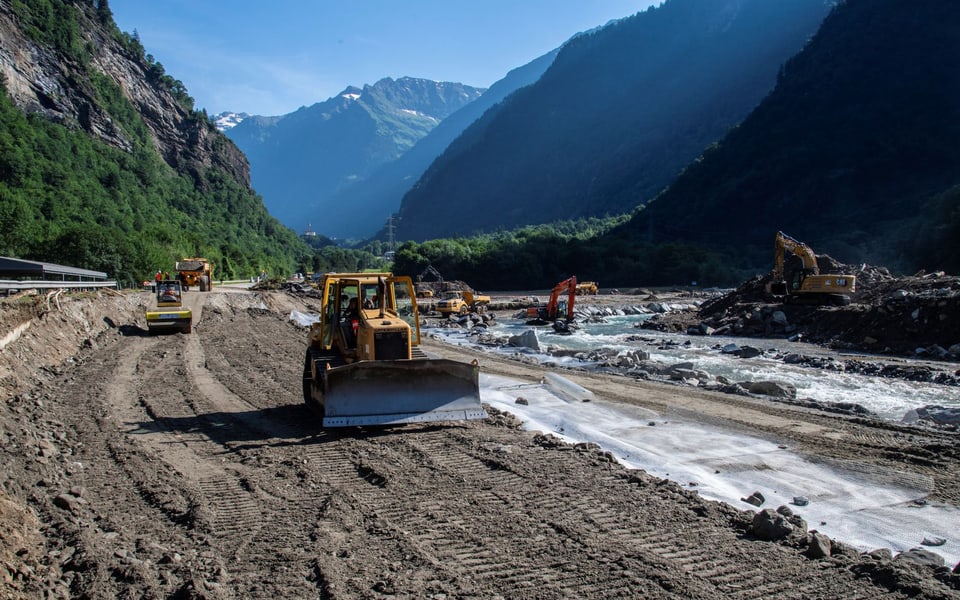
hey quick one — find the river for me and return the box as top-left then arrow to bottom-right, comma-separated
433,310 -> 960,422
426,309 -> 960,565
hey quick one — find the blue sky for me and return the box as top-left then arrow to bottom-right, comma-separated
109,1 -> 655,117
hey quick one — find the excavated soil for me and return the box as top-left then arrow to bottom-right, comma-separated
1,286 -> 959,599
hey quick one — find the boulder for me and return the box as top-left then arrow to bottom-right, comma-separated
508,329 -> 540,352
750,508 -> 794,540
746,381 -> 797,399
807,532 -> 832,558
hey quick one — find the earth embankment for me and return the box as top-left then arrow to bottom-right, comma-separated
0,287 -> 957,599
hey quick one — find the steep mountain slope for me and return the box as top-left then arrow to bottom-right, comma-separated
0,0 -> 305,282
226,78 -> 484,238
334,50 -> 560,241
0,2 -> 248,187
615,0 -> 960,274
395,0 -> 832,242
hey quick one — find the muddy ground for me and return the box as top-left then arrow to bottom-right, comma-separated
1,285 -> 959,599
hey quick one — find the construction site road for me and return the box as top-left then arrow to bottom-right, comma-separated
1,287 -> 958,599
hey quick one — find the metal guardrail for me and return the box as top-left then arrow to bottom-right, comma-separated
0,279 -> 119,292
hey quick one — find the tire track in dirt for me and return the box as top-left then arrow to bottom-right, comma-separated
190,325 -> 916,598
104,330 -> 264,581
305,430 -> 685,598
165,293 -> 330,597
379,432 -> 905,599
36,333 -> 216,598
91,294 -> 324,597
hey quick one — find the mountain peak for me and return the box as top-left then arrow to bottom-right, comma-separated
212,111 -> 250,131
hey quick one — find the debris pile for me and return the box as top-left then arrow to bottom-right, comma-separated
641,262 -> 960,361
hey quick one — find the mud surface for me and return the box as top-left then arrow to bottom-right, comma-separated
1,287 -> 959,599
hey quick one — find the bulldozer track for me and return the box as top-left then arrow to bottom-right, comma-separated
339,431 -> 903,599
296,411 -> 916,598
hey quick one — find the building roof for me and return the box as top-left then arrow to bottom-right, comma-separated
0,256 -> 108,279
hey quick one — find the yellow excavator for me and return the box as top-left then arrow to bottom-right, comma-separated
302,272 -> 486,427
765,231 -> 856,305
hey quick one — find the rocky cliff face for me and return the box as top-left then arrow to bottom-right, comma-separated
0,2 -> 250,187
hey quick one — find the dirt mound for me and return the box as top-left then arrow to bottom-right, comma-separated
643,262 -> 960,361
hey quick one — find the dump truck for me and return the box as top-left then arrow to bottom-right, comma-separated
576,281 -> 599,295
302,272 -> 487,427
765,231 -> 856,305
145,280 -> 192,334
436,290 -> 491,316
175,258 -> 214,292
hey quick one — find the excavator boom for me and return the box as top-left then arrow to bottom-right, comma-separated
773,231 -> 819,279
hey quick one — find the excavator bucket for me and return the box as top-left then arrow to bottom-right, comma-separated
308,358 -> 486,427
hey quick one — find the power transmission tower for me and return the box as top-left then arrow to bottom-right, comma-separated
385,216 -> 398,252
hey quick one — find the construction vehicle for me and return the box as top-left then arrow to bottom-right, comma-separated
175,258 -> 214,292
765,231 -> 856,305
145,280 -> 192,334
576,281 -> 599,295
416,264 -> 444,298
302,272 -> 487,427
526,276 -> 577,325
436,290 -> 491,316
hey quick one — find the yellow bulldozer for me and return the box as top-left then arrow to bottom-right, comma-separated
302,272 -> 487,427
765,231 -> 856,305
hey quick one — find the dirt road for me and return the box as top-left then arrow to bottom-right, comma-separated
1,288 -> 958,599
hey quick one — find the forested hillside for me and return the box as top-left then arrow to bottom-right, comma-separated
391,0 -> 959,288
613,0 -> 960,276
0,0 -> 309,285
394,0 -> 832,242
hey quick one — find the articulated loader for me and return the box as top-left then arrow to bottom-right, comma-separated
302,273 -> 487,427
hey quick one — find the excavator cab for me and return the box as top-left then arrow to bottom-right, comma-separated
303,273 -> 485,427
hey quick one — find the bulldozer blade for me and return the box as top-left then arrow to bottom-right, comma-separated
321,359 -> 486,427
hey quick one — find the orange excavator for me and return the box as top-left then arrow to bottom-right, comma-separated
526,276 -> 577,326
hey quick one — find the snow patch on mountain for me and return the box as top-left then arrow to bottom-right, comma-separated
211,111 -> 250,131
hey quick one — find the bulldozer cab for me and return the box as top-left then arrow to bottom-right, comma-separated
318,274 -> 421,356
